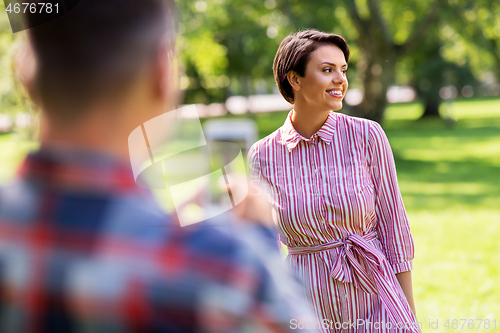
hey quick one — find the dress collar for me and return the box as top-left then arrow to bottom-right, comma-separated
280,110 -> 337,152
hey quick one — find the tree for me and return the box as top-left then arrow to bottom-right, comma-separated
409,30 -> 477,119
179,0 -> 455,123
337,0 -> 446,122
443,0 -> 500,84
409,0 -> 499,118
0,2 -> 20,116
177,0 -> 286,104
177,0 -> 360,104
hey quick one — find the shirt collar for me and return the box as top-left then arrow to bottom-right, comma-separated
280,110 -> 337,152
18,145 -> 139,192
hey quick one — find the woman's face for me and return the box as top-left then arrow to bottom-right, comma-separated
294,44 -> 348,112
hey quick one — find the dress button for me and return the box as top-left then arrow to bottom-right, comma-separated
314,169 -> 318,173
316,193 -> 321,197
344,294 -> 349,299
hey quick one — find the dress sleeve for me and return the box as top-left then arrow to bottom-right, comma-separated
247,143 -> 284,251
247,143 -> 270,199
247,143 -> 261,185
368,122 -> 415,274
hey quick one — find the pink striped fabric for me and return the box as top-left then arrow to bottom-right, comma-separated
248,110 -> 421,332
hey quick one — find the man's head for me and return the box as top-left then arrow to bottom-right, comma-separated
23,0 -> 177,125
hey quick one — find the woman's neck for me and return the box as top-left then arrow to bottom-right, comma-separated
290,102 -> 330,139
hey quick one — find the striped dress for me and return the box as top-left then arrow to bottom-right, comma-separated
247,110 -> 421,333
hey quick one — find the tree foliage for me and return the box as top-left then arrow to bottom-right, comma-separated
0,2 -> 22,116
0,0 -> 498,123
444,0 -> 500,83
177,0 -> 500,122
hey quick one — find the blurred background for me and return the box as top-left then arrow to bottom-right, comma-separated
1,0 -> 499,331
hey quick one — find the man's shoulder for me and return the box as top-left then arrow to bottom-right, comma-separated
0,178 -> 268,285
0,179 -> 40,223
0,177 -> 168,238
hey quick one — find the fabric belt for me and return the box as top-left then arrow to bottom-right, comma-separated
288,231 -> 420,331
288,231 -> 382,294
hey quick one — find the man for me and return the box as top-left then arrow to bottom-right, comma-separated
0,1 -> 314,332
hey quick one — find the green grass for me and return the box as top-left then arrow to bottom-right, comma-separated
381,103 -> 500,332
1,97 -> 500,331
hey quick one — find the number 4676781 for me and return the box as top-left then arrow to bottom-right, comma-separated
444,319 -> 497,330
6,2 -> 59,14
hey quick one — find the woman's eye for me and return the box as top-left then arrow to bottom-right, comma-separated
323,68 -> 332,73
341,69 -> 348,75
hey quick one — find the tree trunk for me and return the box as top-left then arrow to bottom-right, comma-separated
349,35 -> 397,124
420,95 -> 441,118
341,0 -> 445,124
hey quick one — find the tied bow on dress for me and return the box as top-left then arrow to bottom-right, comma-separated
288,231 -> 419,331
329,232 -> 384,295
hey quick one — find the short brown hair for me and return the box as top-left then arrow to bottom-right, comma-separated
26,0 -> 175,121
273,30 -> 350,104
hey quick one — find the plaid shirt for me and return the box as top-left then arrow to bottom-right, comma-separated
0,146 -> 315,333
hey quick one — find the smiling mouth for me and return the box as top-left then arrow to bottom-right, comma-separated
326,89 -> 343,98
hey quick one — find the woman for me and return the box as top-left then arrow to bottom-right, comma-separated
248,30 -> 421,333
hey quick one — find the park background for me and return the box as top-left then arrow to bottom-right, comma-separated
1,0 -> 499,332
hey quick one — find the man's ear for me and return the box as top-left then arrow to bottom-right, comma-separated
153,38 -> 180,112
15,41 -> 40,105
286,71 -> 302,92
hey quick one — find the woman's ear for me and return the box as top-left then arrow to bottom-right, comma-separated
287,71 -> 301,92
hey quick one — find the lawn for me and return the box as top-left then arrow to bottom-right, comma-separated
384,100 -> 500,332
1,97 -> 499,332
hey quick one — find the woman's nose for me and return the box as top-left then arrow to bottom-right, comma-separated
333,70 -> 347,84
333,69 -> 347,84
